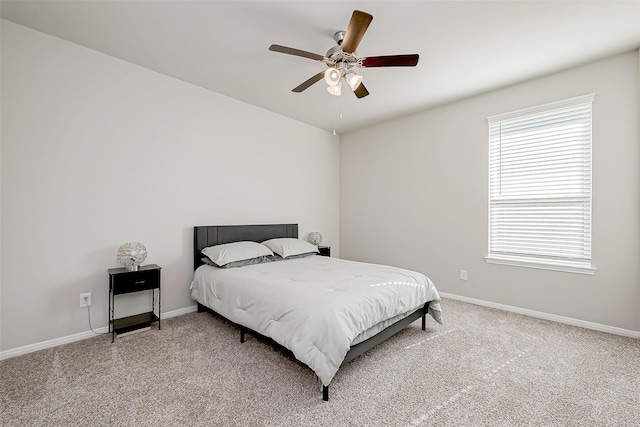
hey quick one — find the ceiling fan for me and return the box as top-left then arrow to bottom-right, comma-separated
269,10 -> 419,99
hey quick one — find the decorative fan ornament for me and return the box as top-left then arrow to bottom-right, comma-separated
269,10 -> 419,99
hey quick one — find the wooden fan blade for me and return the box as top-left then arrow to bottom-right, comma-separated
361,54 -> 419,67
269,44 -> 325,61
353,82 -> 369,99
292,72 -> 325,92
341,10 -> 373,54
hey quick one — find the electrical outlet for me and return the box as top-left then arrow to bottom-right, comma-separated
80,292 -> 91,307
459,270 -> 468,281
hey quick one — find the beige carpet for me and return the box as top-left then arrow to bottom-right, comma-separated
1,298 -> 639,426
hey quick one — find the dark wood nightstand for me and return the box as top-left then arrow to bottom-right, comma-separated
108,264 -> 161,342
317,246 -> 331,257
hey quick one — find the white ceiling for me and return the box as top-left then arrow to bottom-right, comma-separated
2,1 -> 639,134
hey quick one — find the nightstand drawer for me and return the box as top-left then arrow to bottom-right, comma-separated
112,269 -> 160,294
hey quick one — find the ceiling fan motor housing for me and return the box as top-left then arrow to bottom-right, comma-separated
325,44 -> 358,74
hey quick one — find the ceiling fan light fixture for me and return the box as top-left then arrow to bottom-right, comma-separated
327,83 -> 342,96
346,73 -> 363,91
324,68 -> 341,86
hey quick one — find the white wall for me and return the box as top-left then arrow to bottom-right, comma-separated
0,21 -> 339,352
340,50 -> 640,333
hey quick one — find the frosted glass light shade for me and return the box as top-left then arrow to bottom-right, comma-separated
327,84 -> 342,96
324,68 -> 341,86
117,242 -> 147,271
346,73 -> 363,90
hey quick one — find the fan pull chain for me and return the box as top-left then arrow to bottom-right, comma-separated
333,112 -> 344,136
332,92 -> 344,136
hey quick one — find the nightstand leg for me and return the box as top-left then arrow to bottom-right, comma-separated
110,289 -> 115,343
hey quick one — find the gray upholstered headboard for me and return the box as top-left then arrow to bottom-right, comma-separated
193,224 -> 298,269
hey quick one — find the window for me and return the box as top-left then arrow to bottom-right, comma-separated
486,94 -> 595,274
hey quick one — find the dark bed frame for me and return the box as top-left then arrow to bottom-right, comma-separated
193,224 -> 431,401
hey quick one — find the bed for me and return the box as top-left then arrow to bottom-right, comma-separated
191,224 -> 442,401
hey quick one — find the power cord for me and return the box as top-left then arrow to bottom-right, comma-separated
86,305 -> 110,335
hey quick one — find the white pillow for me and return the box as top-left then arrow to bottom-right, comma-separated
261,238 -> 319,259
201,241 -> 274,268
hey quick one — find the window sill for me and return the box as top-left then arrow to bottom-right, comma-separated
485,255 -> 596,275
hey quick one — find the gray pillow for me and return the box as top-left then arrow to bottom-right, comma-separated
201,256 -> 273,269
272,252 -> 317,261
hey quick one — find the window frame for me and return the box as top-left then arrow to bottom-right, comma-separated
485,94 -> 596,275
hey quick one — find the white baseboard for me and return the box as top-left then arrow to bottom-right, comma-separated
439,292 -> 640,339
0,305 -> 199,361
3,298 -> 636,361
162,305 -> 198,319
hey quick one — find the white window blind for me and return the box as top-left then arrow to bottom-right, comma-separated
487,94 -> 595,273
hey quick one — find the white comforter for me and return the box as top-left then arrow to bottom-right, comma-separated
190,256 -> 442,386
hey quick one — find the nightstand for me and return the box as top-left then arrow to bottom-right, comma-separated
108,264 -> 161,342
317,246 -> 331,257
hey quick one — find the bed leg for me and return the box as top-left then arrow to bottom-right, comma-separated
322,385 -> 329,401
422,314 -> 426,331
240,327 -> 245,343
